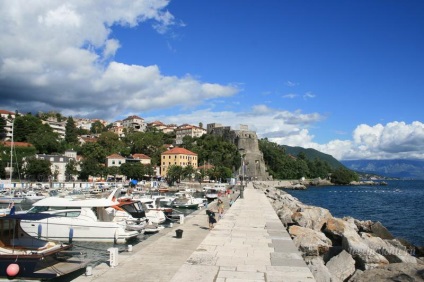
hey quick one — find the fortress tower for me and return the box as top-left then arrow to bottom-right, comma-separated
207,123 -> 270,181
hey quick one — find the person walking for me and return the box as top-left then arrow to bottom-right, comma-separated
217,199 -> 224,219
207,209 -> 216,230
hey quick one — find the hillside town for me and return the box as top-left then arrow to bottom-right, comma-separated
0,109 -> 270,185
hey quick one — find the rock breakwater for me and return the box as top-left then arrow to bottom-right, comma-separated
253,181 -> 424,282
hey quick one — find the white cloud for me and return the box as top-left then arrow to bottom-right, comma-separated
0,1 -> 237,119
303,91 -> 316,99
285,80 -> 298,87
282,93 -> 298,99
148,106 -> 424,161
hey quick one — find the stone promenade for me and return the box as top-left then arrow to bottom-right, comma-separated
73,183 -> 315,282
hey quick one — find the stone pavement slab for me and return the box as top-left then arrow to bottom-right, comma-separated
171,183 -> 315,282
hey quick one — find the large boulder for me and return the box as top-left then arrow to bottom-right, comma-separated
360,233 -> 417,264
348,263 -> 424,282
342,235 -> 389,270
289,225 -> 332,256
370,221 -> 395,240
326,250 -> 356,282
292,206 -> 333,231
277,206 -> 294,227
304,256 -> 333,282
324,217 -> 358,245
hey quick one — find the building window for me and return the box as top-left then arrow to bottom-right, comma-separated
112,161 -> 115,164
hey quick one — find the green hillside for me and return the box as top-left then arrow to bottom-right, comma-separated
282,145 -> 345,169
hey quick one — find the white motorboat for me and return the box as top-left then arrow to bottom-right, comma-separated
114,198 -> 164,233
138,198 -> 167,224
20,188 -> 139,243
205,187 -> 219,201
24,190 -> 46,201
172,192 -> 205,209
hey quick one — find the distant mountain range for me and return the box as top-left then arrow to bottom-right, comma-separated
341,159 -> 424,180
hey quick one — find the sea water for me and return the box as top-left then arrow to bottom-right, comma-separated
285,180 -> 424,246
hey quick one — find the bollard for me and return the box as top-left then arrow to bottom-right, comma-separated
127,245 -> 133,252
85,266 -> 93,276
107,247 -> 119,267
179,214 -> 185,224
169,222 -> 173,227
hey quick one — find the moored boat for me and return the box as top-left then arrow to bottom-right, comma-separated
0,213 -> 89,280
19,188 -> 139,243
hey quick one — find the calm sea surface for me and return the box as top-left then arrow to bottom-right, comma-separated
285,180 -> 424,247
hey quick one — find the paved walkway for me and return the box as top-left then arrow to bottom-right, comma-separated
73,183 -> 315,282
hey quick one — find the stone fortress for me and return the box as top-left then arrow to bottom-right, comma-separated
207,123 -> 271,181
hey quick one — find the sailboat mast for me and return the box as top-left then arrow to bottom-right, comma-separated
10,118 -> 13,182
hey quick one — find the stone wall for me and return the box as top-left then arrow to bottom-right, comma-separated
208,124 -> 270,181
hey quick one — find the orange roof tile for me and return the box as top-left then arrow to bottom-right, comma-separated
107,153 -> 125,159
162,147 -> 197,156
132,153 -> 151,159
2,141 -> 33,147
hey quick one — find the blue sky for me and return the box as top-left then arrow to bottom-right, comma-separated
1,1 -> 424,160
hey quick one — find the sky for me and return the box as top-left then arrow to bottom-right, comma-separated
1,0 -> 424,161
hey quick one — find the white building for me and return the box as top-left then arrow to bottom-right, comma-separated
175,125 -> 207,145
35,150 -> 78,182
0,109 -> 17,141
122,115 -> 146,132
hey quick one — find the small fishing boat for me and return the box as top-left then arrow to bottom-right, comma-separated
0,213 -> 89,280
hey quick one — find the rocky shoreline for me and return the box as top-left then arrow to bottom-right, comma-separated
253,181 -> 424,282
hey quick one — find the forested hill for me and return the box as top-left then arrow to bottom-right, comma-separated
282,145 -> 344,169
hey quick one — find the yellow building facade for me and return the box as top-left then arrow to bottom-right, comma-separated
160,147 -> 198,177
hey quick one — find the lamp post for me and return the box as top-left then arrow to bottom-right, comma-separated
239,149 -> 245,199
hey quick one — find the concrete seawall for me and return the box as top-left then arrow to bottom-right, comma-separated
73,183 -> 315,282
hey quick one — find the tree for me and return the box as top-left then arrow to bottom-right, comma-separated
120,162 -> 144,180
166,165 -> 183,186
80,142 -> 107,163
97,131 -> 126,156
24,157 -> 52,182
65,116 -> 79,144
331,167 -> 359,184
65,159 -> 79,181
27,124 -> 61,154
79,158 -> 103,181
90,120 -> 106,134
182,165 -> 195,181
14,114 -> 43,142
0,116 -> 6,140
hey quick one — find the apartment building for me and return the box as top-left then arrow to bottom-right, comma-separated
175,125 -> 207,145
160,147 -> 198,177
0,109 -> 17,141
122,115 -> 146,132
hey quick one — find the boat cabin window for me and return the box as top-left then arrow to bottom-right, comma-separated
54,211 -> 81,217
28,206 -> 81,213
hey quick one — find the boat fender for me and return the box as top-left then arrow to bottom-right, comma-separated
114,229 -> 119,244
6,263 -> 19,277
37,224 -> 42,239
69,227 -> 74,244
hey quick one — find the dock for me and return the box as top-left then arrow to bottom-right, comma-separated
73,182 -> 315,282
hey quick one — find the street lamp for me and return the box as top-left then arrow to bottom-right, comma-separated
239,149 -> 245,199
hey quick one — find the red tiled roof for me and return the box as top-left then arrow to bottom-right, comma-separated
0,110 -> 15,115
107,153 -> 125,159
162,147 -> 197,156
132,153 -> 151,159
2,141 -> 33,147
124,115 -> 143,120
